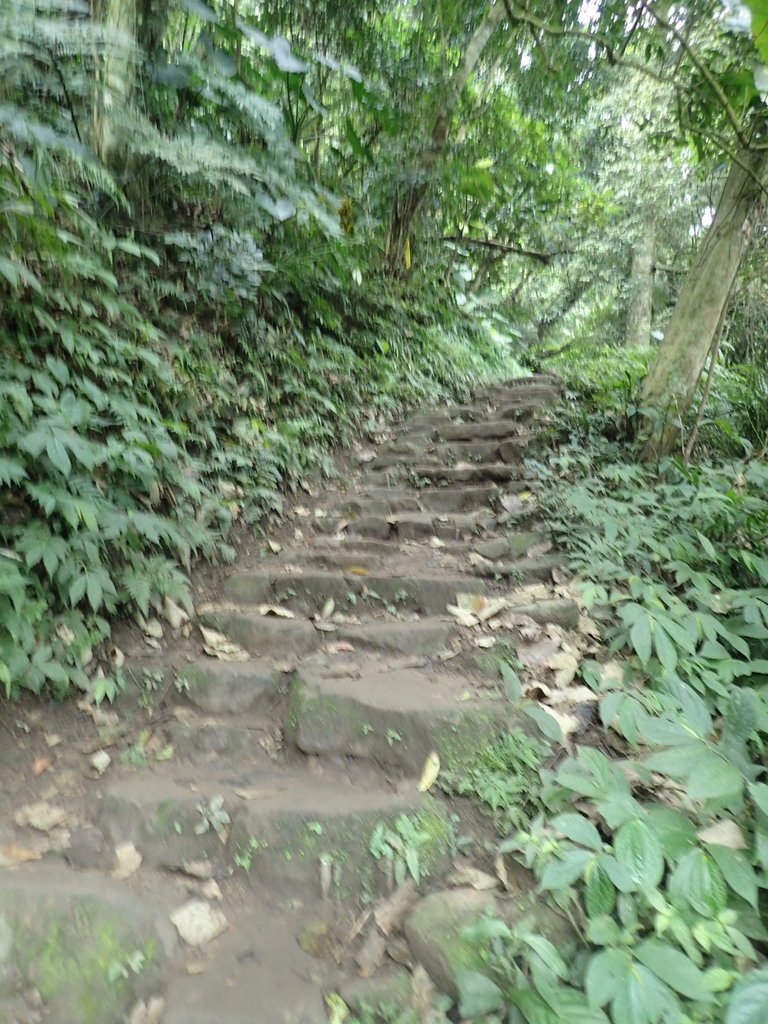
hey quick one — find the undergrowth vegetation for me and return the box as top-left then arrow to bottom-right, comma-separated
0,4 -> 516,701
437,352 -> 768,1024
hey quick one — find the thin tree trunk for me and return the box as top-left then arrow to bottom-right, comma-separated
624,209 -> 655,349
639,144 -> 768,459
386,1 -> 505,270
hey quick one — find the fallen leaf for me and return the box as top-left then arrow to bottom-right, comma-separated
144,636 -> 162,650
199,625 -> 249,662
233,787 -> 270,801
294,506 -> 310,517
316,597 -> 335,622
697,820 -> 747,850
138,614 -> 164,639
267,539 -> 282,554
428,536 -> 445,549
112,842 -> 142,880
314,508 -> 328,519
548,650 -> 580,688
468,551 -> 494,569
162,597 -> 190,629
345,566 -> 370,576
0,842 -> 43,867
314,620 -> 338,633
327,641 -> 356,654
32,756 -> 52,776
170,900 -> 228,947
445,865 -> 499,890
446,603 -> 479,627
578,614 -> 601,638
14,801 -> 67,832
417,751 -> 440,793
45,733 -> 63,748
109,644 -> 125,668
257,604 -> 295,619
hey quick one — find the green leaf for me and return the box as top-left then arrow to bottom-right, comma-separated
748,782 -> 768,816
524,703 -> 564,743
633,939 -> 713,1001
613,819 -> 664,891
669,849 -> 727,917
585,949 -> 629,1009
726,966 -> 768,1024
46,435 -> 71,475
630,613 -> 652,666
539,849 -> 594,891
611,964 -> 677,1024
707,845 -> 758,907
585,863 -> 616,917
653,625 -> 677,673
686,753 -> 744,801
551,813 -> 603,851
454,970 -> 504,1019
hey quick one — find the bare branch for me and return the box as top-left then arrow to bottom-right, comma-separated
443,235 -> 558,264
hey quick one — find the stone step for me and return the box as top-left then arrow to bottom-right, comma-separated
375,510 -> 496,541
509,596 -> 579,628
434,437 -> 529,465
405,463 -> 526,485
98,771 -> 451,899
473,530 -> 550,561
367,452 -> 442,471
437,419 -> 530,442
224,570 -> 485,616
288,667 -> 510,773
365,485 -> 500,514
0,865 -> 175,1024
470,552 -> 563,583
200,606 -> 455,657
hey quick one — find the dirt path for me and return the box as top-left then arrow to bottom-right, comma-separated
0,374 -> 579,1024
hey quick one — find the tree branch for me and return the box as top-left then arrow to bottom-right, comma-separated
443,235 -> 558,264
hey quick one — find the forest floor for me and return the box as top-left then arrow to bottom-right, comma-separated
0,375 -> 596,1024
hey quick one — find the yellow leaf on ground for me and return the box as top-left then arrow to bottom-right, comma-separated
417,751 -> 440,792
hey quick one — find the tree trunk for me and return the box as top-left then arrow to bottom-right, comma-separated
624,209 -> 655,349
639,145 -> 768,459
386,1 -> 505,270
91,0 -> 138,164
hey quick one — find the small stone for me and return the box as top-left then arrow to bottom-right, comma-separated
170,900 -> 228,947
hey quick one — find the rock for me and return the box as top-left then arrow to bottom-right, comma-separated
337,967 -> 412,1016
62,826 -> 112,871
347,516 -> 391,540
0,865 -> 174,1024
404,885 -> 577,997
183,661 -> 279,714
170,900 -> 228,947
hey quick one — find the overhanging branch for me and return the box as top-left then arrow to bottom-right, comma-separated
443,235 -> 558,264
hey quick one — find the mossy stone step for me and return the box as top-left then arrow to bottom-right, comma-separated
473,530 -> 549,561
434,437 -> 529,464
288,667 -> 511,773
224,570 -> 485,616
471,552 -> 563,582
346,509 -> 496,542
0,865 -> 174,1024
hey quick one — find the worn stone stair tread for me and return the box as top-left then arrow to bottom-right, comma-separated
434,437 -> 529,464
437,419 -> 531,441
290,668 -> 510,772
409,463 -> 526,484
470,553 -> 563,581
224,569 -> 485,615
200,605 -> 455,657
98,770 -> 449,896
383,509 -> 497,540
364,484 -> 500,513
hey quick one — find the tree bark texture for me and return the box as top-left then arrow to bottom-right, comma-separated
624,209 -> 655,349
639,145 -> 768,459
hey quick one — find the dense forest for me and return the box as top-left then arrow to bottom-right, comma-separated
2,1 -> 768,1022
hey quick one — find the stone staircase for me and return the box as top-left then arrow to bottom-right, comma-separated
1,374 -> 576,1024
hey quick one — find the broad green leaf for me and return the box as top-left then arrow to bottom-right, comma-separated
748,782 -> 768,816
454,969 -> 503,1019
633,939 -> 714,1001
644,807 -> 697,861
585,949 -> 629,1008
585,863 -> 616,917
669,849 -> 727,917
686,753 -> 744,801
551,813 -> 603,851
725,966 -> 768,1024
707,845 -> 758,907
653,625 -> 677,672
613,819 -> 664,891
539,849 -> 594,890
611,963 -> 678,1024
